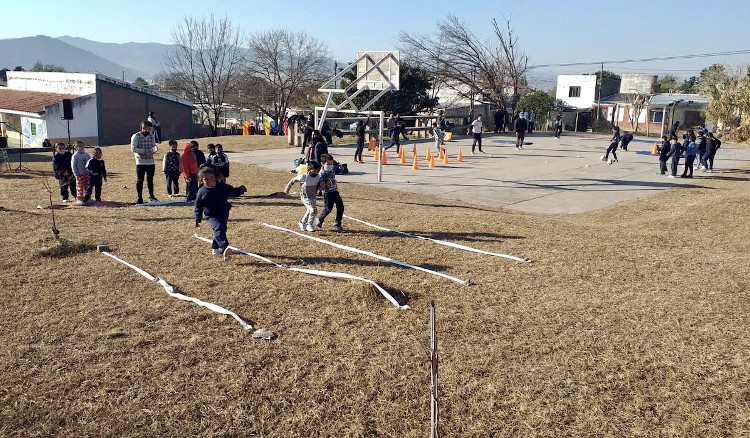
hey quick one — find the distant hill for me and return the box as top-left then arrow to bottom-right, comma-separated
0,36 -> 149,81
57,36 -> 172,79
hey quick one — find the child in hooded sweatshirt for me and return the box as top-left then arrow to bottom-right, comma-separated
285,160 -> 322,232
162,140 -> 182,197
316,154 -> 345,230
83,147 -> 107,202
52,142 -> 76,202
194,165 -> 246,260
181,142 -> 199,202
71,141 -> 91,205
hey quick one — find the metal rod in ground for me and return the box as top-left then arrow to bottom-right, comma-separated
430,300 -> 439,438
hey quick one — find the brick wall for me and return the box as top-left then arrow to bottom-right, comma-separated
98,80 -> 192,145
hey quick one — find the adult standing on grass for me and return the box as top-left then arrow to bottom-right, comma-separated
468,114 -> 484,153
131,120 -> 159,204
147,111 -> 162,143
514,113 -> 527,150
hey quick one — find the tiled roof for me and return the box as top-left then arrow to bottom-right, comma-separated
0,88 -> 79,115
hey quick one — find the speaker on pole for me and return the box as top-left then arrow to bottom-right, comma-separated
60,99 -> 74,120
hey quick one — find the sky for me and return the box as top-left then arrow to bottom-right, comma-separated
3,0 -> 750,89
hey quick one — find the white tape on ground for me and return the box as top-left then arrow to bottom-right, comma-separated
259,223 -> 471,285
193,234 -> 409,309
343,215 -> 531,263
100,251 -> 254,330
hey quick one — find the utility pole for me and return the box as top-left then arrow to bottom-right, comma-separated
597,62 -> 603,120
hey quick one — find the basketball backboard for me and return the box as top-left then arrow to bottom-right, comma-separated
356,51 -> 400,91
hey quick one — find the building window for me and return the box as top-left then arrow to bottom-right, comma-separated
30,123 -> 37,135
649,109 -> 664,123
569,86 -> 581,98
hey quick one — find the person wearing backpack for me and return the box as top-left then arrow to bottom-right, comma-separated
701,132 -> 721,172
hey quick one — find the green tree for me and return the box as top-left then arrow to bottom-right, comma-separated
30,61 -> 65,72
679,76 -> 698,93
516,90 -> 555,127
657,74 -> 678,93
133,77 -> 150,87
698,64 -> 750,134
588,70 -> 621,80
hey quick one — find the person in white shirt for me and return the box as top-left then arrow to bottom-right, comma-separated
467,114 -> 484,153
148,111 -> 162,143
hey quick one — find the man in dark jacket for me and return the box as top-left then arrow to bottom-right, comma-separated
666,136 -> 683,178
302,114 -> 314,154
494,108 -> 505,133
701,132 -> 721,171
620,132 -> 634,151
514,115 -> 527,149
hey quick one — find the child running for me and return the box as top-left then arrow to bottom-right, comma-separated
316,154 -> 344,231
284,161 -> 322,232
194,165 -> 247,260
432,122 -> 445,155
601,126 -> 620,165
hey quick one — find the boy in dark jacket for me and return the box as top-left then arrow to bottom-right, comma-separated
658,136 -> 671,175
162,140 -> 182,197
620,132 -> 634,151
701,133 -> 721,172
316,154 -> 345,231
666,136 -> 683,178
83,147 -> 107,202
194,165 -> 246,260
52,142 -> 76,202
601,126 -> 620,164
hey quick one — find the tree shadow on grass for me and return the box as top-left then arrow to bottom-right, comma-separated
0,173 -> 33,180
345,195 -> 499,212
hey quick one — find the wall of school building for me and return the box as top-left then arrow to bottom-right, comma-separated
44,94 -> 99,146
0,112 -> 47,148
603,105 -> 705,136
97,80 -> 192,146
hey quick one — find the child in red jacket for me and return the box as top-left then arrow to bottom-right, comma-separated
180,142 -> 199,202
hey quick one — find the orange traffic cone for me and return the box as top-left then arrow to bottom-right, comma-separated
651,143 -> 659,155
429,154 -> 435,168
426,148 -> 432,161
369,138 -> 376,152
412,154 -> 419,170
457,149 -> 464,162
438,148 -> 444,160
399,149 -> 406,164
412,144 -> 417,156
443,151 -> 449,164
381,151 -> 388,165
373,148 -> 379,161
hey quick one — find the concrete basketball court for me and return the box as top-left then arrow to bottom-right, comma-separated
233,132 -> 749,214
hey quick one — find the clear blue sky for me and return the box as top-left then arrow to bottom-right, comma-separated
3,0 -> 750,88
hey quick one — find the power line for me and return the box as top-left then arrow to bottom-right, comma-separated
529,49 -> 750,69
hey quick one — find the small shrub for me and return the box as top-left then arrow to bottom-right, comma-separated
592,119 -> 613,133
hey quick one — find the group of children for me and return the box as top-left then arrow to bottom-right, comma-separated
657,127 -> 721,178
52,141 -> 107,205
285,153 -> 345,232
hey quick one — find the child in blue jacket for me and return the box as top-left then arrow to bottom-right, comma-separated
194,165 -> 246,260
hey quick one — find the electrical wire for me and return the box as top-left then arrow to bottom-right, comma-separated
529,49 -> 750,69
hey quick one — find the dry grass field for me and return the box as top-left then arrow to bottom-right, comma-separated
1,135 -> 749,437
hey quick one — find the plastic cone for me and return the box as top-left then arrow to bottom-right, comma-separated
399,150 -> 406,164
443,151 -> 449,164
369,138 -> 376,151
412,154 -> 419,170
381,151 -> 388,165
651,143 -> 659,155
373,148 -> 379,161
412,144 -> 417,156
429,154 -> 435,168
457,149 -> 464,162
438,148 -> 444,160
426,149 -> 432,161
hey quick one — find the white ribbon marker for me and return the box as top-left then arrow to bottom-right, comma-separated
259,223 -> 471,285
100,251 -> 254,330
193,234 -> 409,310
343,214 -> 531,263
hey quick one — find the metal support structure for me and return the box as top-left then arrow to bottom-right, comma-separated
316,52 -> 399,183
430,300 -> 439,438
596,62 -> 603,120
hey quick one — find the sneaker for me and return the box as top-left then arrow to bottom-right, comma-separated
667,175 -> 675,178
149,196 -> 159,202
600,155 -> 606,161
95,198 -> 101,202
168,194 -> 173,198
61,199 -> 69,203
607,159 -> 612,165
333,223 -> 343,231
298,221 -> 305,231
75,200 -> 85,206
212,248 -> 222,256
136,198 -> 144,204
316,219 -> 322,228
306,225 -> 316,232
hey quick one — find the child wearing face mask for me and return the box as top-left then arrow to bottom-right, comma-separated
284,160 -> 322,232
162,140 -> 182,197
316,154 -> 344,230
194,164 -> 247,260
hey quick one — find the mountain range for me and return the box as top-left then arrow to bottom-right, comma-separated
0,35 -> 172,81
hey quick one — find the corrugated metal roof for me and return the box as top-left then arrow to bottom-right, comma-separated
0,88 -> 79,115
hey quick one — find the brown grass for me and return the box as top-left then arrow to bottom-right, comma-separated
1,137 -> 749,437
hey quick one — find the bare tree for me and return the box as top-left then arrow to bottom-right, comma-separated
399,16 -> 529,113
163,15 -> 246,136
244,29 -> 330,126
623,93 -> 652,133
